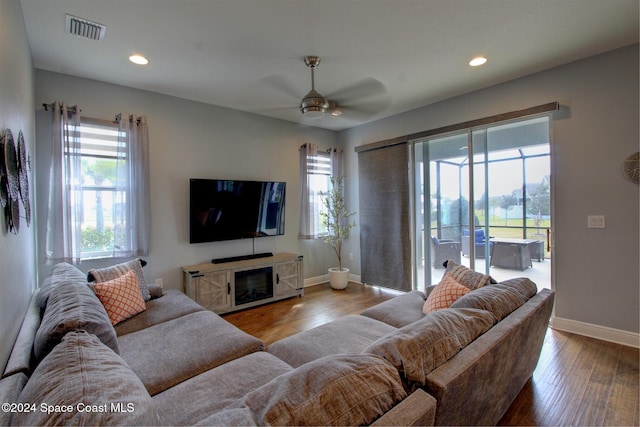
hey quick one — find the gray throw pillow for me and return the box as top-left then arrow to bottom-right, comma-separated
444,260 -> 496,290
12,331 -> 159,426
88,259 -> 151,301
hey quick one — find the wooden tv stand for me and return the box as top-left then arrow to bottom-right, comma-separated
182,253 -> 303,314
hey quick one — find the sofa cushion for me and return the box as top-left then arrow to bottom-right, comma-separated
360,290 -> 427,328
195,408 -> 257,426
496,277 -> 538,299
0,373 -> 28,426
235,354 -> 407,426
11,331 -> 159,426
93,270 -> 147,325
88,258 -> 151,301
267,315 -> 396,368
154,352 -> 292,426
450,281 -> 532,321
33,276 -> 118,362
114,289 -> 204,336
118,310 -> 265,395
36,262 -> 88,310
423,274 -> 470,314
444,260 -> 495,289
364,308 -> 495,385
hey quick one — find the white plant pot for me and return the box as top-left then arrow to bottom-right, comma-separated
328,268 -> 349,290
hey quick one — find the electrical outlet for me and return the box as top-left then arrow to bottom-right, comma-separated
155,278 -> 164,288
587,215 -> 605,229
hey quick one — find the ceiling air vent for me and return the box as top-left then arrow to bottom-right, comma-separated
65,14 -> 106,41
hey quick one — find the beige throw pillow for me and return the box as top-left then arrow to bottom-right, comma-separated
93,270 -> 147,325
423,274 -> 470,314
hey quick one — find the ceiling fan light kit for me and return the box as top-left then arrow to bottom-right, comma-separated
300,89 -> 329,118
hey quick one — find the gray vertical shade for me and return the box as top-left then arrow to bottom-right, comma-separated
358,142 -> 411,291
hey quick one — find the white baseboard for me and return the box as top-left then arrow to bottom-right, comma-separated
304,275 -> 328,287
304,273 -> 362,287
550,316 -> 640,348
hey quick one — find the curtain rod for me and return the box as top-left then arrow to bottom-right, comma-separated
114,113 -> 142,124
355,101 -> 560,153
42,103 -> 80,113
299,143 -> 339,153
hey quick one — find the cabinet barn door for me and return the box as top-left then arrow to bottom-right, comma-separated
195,271 -> 231,312
275,260 -> 301,297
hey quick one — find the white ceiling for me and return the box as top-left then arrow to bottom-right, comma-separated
21,0 -> 639,131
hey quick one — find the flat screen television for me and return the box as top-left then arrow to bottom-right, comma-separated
189,178 -> 286,243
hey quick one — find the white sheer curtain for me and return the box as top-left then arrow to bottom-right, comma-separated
299,143 -> 319,239
113,113 -> 150,257
330,147 -> 343,180
45,102 -> 83,264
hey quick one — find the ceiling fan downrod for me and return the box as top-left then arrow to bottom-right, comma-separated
300,56 -> 329,118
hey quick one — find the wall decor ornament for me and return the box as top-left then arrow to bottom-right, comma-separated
0,130 -> 7,209
17,130 -> 31,226
623,151 -> 639,184
1,128 -> 31,234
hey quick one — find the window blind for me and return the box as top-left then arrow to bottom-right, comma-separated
358,143 -> 411,291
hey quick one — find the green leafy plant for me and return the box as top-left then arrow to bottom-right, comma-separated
319,176 -> 357,271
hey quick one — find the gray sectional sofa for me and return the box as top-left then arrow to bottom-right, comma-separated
0,260 -> 554,426
269,279 -> 555,426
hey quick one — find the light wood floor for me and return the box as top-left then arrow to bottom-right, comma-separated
223,283 -> 639,426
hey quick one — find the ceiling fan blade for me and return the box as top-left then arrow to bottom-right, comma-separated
333,95 -> 391,120
254,105 -> 299,114
260,75 -> 301,101
325,77 -> 387,104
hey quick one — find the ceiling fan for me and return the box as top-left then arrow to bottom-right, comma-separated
299,56 -> 332,119
264,55 -> 389,121
299,55 -> 388,120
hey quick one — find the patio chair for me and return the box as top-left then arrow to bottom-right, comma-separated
431,236 -> 461,268
461,229 -> 493,258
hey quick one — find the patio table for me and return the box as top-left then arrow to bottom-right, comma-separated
489,238 -> 543,271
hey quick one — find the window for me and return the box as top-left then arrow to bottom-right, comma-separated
307,150 -> 332,236
74,120 -> 126,259
412,115 -> 551,289
299,144 -> 341,239
43,103 -> 150,264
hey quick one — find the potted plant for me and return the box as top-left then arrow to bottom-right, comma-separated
320,176 -> 357,290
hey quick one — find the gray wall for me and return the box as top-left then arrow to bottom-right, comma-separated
339,45 -> 639,334
34,71 -> 339,289
0,0 -> 36,373
2,2 -> 636,376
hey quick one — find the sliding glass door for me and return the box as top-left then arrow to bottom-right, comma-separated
412,116 -> 552,290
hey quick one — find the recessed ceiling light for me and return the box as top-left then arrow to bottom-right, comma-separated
469,56 -> 487,67
129,54 -> 149,65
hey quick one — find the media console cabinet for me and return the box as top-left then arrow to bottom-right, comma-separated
182,253 -> 303,314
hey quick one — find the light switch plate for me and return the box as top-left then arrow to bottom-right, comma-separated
587,215 -> 605,229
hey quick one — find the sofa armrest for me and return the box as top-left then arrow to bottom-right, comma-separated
371,389 -> 436,426
3,292 -> 41,378
424,289 -> 554,426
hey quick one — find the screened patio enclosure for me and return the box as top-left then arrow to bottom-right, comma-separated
412,116 -> 551,290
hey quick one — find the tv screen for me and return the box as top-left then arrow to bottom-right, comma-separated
190,179 -> 286,243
